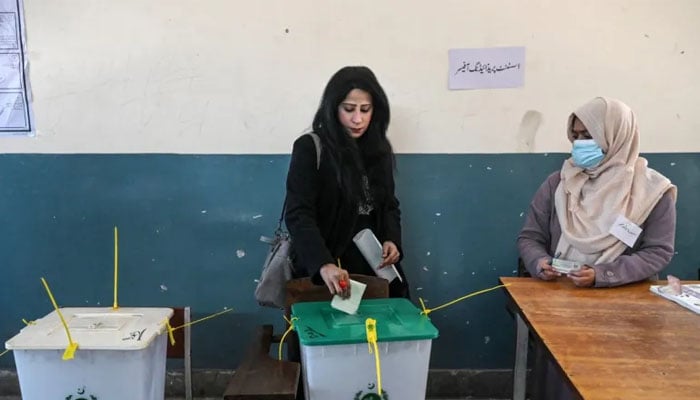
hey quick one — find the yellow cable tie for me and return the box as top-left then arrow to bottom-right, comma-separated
278,316 -> 299,361
113,226 -> 119,310
21,319 -> 36,326
0,349 -> 9,358
419,283 -> 511,316
62,342 -> 78,360
169,308 -> 233,332
165,319 -> 176,346
365,318 -> 382,395
418,297 -> 428,315
41,277 -> 78,360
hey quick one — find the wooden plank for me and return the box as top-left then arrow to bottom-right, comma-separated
501,277 -> 700,400
223,325 -> 299,400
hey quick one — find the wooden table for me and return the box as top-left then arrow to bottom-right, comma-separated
501,277 -> 700,400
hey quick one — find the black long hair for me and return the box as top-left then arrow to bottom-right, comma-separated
312,66 -> 395,206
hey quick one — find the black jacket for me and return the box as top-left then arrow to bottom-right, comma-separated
285,134 -> 404,282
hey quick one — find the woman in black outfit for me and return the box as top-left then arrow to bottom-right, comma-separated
285,66 -> 409,298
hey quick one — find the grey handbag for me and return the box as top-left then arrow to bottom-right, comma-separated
254,132 -> 321,309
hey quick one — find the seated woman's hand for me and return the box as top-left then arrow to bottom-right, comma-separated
536,257 -> 561,281
568,265 -> 595,287
379,241 -> 400,267
319,264 -> 350,298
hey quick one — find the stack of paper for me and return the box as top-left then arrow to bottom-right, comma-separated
650,283 -> 700,315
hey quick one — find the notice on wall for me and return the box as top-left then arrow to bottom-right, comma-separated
0,0 -> 32,135
448,46 -> 526,90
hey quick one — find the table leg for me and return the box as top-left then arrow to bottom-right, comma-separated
513,313 -> 528,400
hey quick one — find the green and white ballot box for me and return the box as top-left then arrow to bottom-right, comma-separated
5,307 -> 173,400
292,298 -> 439,400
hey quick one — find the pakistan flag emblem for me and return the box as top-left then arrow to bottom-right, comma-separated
354,382 -> 388,400
64,385 -> 98,400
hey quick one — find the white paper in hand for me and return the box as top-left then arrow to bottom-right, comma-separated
330,279 -> 366,315
352,228 -> 402,283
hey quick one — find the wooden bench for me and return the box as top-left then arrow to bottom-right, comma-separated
223,325 -> 300,400
223,274 -> 389,399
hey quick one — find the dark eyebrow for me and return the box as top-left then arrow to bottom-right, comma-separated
341,102 -> 372,107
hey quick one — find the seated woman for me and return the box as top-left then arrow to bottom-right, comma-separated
518,97 -> 678,400
518,97 -> 677,288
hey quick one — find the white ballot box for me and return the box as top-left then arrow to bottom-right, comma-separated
5,307 -> 173,400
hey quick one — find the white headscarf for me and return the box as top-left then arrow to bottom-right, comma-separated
554,97 -> 676,265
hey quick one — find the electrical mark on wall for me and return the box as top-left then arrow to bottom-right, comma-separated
426,251 -> 431,256
519,212 -> 524,217
160,284 -> 168,292
423,266 -> 430,271
516,110 -> 543,153
201,209 -> 208,214
670,162 -> 676,166
484,336 -> 491,344
236,250 -> 246,258
252,214 -> 263,219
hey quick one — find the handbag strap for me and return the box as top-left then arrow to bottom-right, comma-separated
277,132 -> 321,230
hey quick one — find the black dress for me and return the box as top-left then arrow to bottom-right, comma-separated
285,134 -> 409,298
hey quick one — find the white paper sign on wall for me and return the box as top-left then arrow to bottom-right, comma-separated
448,46 -> 526,90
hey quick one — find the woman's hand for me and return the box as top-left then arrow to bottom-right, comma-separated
319,264 -> 350,298
568,265 -> 595,287
536,257 -> 561,281
379,241 -> 400,268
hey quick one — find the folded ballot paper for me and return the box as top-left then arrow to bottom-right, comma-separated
352,228 -> 402,283
650,277 -> 700,315
330,279 -> 367,315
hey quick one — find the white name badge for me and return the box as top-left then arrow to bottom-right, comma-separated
608,214 -> 642,247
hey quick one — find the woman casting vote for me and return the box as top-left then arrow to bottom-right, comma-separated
285,66 -> 409,298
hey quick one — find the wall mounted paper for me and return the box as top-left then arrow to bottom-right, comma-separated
448,46 -> 525,90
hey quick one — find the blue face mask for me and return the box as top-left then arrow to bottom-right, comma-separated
571,139 -> 604,169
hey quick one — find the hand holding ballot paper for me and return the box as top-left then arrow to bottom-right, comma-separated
330,229 -> 403,315
352,229 -> 402,283
331,279 -> 367,315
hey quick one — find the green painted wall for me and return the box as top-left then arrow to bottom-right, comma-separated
1,153 -> 698,369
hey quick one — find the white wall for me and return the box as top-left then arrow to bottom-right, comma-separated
4,0 -> 699,154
